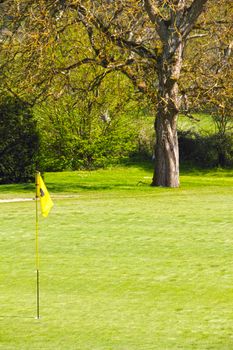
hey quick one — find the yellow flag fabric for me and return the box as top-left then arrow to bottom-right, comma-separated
37,174 -> 54,217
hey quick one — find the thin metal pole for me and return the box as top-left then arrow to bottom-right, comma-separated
36,269 -> 40,319
35,172 -> 40,319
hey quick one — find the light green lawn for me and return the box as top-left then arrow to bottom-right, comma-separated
1,165 -> 233,350
140,113 -> 216,136
178,114 -> 216,134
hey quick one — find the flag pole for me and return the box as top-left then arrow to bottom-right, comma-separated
35,171 -> 40,319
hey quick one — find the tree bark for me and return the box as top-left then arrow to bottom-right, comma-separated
153,111 -> 180,187
152,42 -> 183,187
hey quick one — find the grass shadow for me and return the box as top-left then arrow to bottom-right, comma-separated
0,183 -> 34,193
48,182 -> 151,194
0,315 -> 35,319
180,164 -> 233,177
119,159 -> 154,172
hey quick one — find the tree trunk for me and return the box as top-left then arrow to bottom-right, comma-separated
152,112 -> 179,187
151,42 -> 183,187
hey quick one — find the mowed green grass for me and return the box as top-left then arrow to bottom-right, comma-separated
1,164 -> 233,350
178,114 -> 216,134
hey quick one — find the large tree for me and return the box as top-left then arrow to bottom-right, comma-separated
62,0 -> 210,187
143,0 -> 209,186
2,1 -> 232,186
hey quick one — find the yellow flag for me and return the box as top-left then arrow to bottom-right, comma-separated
37,174 -> 54,217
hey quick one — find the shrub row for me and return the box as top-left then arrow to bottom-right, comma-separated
178,130 -> 233,168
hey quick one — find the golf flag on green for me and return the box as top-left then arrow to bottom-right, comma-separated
35,172 -> 53,319
37,173 -> 54,217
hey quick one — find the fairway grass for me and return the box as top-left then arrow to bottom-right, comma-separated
1,165 -> 233,349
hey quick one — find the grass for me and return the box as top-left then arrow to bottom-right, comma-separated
178,113 -> 216,135
1,164 -> 233,349
140,113 -> 216,136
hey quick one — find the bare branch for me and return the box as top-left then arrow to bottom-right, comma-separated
181,0 -> 209,38
143,0 -> 159,24
54,58 -> 100,72
143,0 -> 168,41
187,33 -> 208,40
92,16 -> 158,60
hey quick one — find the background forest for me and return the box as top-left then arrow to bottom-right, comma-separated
0,0 -> 232,183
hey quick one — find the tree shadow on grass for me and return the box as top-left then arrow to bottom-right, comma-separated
0,315 -> 35,319
48,182 -> 150,194
120,159 -> 154,172
180,164 -> 233,177
0,183 -> 34,193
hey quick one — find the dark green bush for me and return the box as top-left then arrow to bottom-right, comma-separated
178,130 -> 233,168
0,96 -> 39,183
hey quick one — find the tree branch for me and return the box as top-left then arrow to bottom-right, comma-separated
69,2 -> 158,60
143,0 -> 168,42
92,15 -> 158,59
187,33 -> 208,40
55,58 -> 100,72
181,0 -> 209,38
143,0 -> 158,24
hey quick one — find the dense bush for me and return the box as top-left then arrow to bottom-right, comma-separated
178,130 -> 233,168
39,128 -> 138,172
0,96 -> 39,183
36,101 -> 139,171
